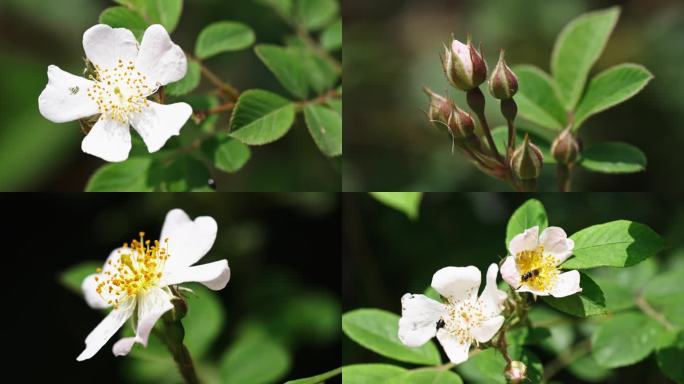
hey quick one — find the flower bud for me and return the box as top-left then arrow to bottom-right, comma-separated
442,36 -> 487,91
505,361 -> 527,383
423,87 -> 453,127
489,50 -> 518,100
447,106 -> 476,139
551,128 -> 580,164
510,134 -> 543,180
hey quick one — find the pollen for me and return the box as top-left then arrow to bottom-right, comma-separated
440,288 -> 487,345
515,245 -> 559,292
85,59 -> 156,123
94,231 -> 170,309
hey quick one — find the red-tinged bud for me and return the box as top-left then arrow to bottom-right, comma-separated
551,128 -> 580,164
423,87 -> 453,128
442,36 -> 488,91
510,134 -> 543,180
505,361 -> 527,384
489,50 -> 518,100
447,106 -> 476,139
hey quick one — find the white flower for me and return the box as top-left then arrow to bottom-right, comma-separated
398,264 -> 507,364
76,209 -> 230,361
500,226 -> 581,297
39,24 -> 192,162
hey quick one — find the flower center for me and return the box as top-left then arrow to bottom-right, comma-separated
95,231 -> 169,308
515,245 -> 559,292
86,59 -> 153,123
441,299 -> 486,344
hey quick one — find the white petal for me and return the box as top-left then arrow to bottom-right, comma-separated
76,298 -> 135,361
398,294 -> 446,347
160,260 -> 230,290
540,227 -> 574,263
478,264 -> 507,317
112,287 -> 173,356
508,226 -> 539,255
500,256 -> 521,289
517,284 -> 549,296
471,315 -> 504,343
82,274 -> 109,309
82,24 -> 139,69
451,40 -> 473,78
436,328 -> 471,364
160,209 -> 218,272
550,270 -> 582,298
431,266 -> 481,302
130,101 -> 192,152
135,24 -> 187,87
81,118 -> 131,162
38,65 -> 99,123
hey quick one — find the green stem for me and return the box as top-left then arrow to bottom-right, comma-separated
157,297 -> 201,384
467,87 -> 503,164
556,163 -> 573,192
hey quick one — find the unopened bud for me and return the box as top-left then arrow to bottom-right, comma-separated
447,106 -> 476,138
489,50 -> 518,100
442,36 -> 487,91
510,134 -> 543,180
505,361 -> 527,383
551,128 -> 580,164
423,87 -> 453,127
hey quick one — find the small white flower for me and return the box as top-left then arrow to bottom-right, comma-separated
39,24 -> 192,162
77,209 -> 230,361
398,264 -> 507,364
500,226 -> 581,297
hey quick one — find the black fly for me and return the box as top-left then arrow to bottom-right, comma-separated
521,269 -> 540,282
436,319 -> 445,330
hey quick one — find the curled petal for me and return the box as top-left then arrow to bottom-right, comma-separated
82,24 -> 138,69
38,65 -> 99,123
508,226 -> 539,255
135,24 -> 187,87
550,270 -> 582,298
436,328 -> 471,364
398,294 -> 446,347
471,315 -> 504,343
160,260 -> 230,291
517,284 -> 549,297
112,287 -> 173,356
130,101 -> 192,152
81,118 -> 131,162
160,209 -> 218,273
431,266 -> 481,302
540,226 -> 574,264
76,298 -> 135,361
500,256 -> 521,289
478,263 -> 507,317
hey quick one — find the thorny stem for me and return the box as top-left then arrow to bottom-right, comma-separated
542,338 -> 592,383
556,163 -> 573,192
154,322 -> 201,384
496,329 -> 514,366
467,87 -> 504,164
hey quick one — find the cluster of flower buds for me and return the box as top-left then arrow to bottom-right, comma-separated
427,35 -> 544,191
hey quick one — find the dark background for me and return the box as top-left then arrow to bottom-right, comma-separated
343,193 -> 684,383
0,0 -> 340,191
3,193 -> 341,382
342,0 -> 684,191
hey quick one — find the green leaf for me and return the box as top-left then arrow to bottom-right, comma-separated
563,220 -> 664,269
388,369 -> 463,384
369,192 -> 423,220
255,44 -> 310,99
195,21 -> 256,59
285,367 -> 342,384
491,126 -> 555,164
220,327 -> 291,384
140,0 -> 183,33
513,65 -> 567,130
153,154 -> 211,192
342,309 -> 441,365
551,6 -> 620,110
578,142 -> 647,174
342,364 -> 407,384
294,0 -> 338,31
165,59 -> 200,96
255,0 -> 292,18
574,64 -> 653,129
656,332 -> 684,384
505,198 -> 548,249
99,6 -> 149,39
85,157 -> 153,192
229,89 -> 296,145
58,261 -> 102,294
303,104 -> 342,157
567,354 -> 613,382
643,265 -> 684,328
542,272 -> 606,317
182,284 -> 225,358
592,311 -> 666,368
321,19 -> 342,51
202,132 -> 251,173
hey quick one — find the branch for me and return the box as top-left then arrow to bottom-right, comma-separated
542,338 -> 591,383
294,88 -> 341,111
192,101 -> 235,124
636,296 -> 676,332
